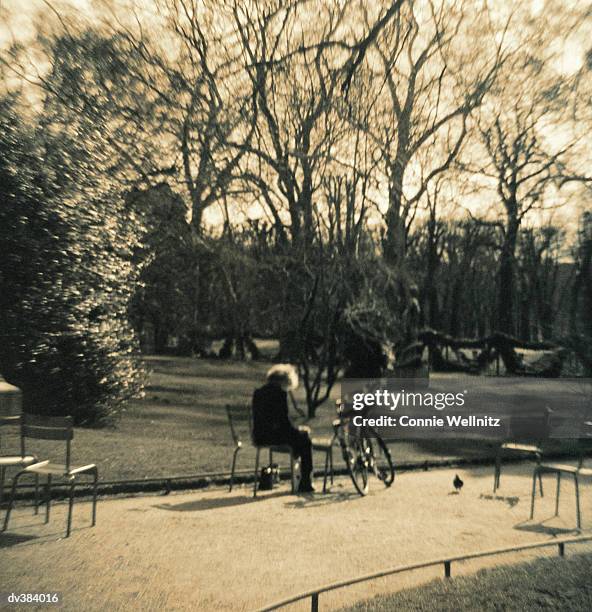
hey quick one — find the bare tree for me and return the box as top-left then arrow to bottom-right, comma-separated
516,226 -> 564,341
229,0 -> 351,248
348,0 -> 504,266
1,0 -> 255,232
569,211 -> 592,375
471,86 -> 573,334
410,177 -> 449,329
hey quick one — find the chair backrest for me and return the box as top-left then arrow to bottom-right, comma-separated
0,415 -> 21,428
0,414 -> 26,457
507,407 -> 552,443
22,414 -> 74,470
225,405 -> 251,447
0,377 -> 22,416
577,420 -> 592,469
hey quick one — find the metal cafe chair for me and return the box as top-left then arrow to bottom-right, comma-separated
225,404 -> 298,497
2,414 -> 99,538
493,408 -> 552,494
530,422 -> 592,530
225,404 -> 334,497
0,414 -> 38,507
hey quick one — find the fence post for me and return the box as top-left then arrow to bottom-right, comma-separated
311,592 -> 319,612
558,542 -> 565,557
444,561 -> 451,578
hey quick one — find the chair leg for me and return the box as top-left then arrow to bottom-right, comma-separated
268,449 -> 274,489
2,470 -> 24,532
493,451 -> 502,493
538,469 -> 544,497
92,468 -> 98,527
322,450 -> 329,494
574,474 -> 581,531
34,473 -> 40,515
0,466 -> 5,507
555,472 -> 561,516
530,468 -> 538,520
253,448 -> 260,498
66,478 -> 76,538
229,447 -> 240,493
329,448 -> 334,484
290,454 -> 296,493
45,475 -> 52,524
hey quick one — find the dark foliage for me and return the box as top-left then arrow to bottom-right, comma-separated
0,96 -> 146,425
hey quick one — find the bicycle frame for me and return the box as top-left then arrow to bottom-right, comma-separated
334,400 -> 395,495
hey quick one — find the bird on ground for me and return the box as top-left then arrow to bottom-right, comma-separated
453,474 -> 464,491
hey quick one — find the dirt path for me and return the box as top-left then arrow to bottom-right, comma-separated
2,464 -> 591,611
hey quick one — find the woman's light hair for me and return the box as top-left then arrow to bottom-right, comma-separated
266,363 -> 298,390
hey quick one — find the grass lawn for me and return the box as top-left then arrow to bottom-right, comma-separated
2,350 -> 586,482
4,352 -> 346,482
342,552 -> 592,611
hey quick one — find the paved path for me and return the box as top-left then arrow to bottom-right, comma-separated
2,464 -> 591,611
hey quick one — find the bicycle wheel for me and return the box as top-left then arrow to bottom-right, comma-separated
342,435 -> 369,496
365,428 -> 395,487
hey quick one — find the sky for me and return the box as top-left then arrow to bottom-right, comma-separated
1,0 -> 590,245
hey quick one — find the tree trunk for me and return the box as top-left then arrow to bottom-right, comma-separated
519,295 -> 531,341
219,333 -> 260,360
154,320 -> 168,354
384,194 -> 406,266
449,276 -> 463,337
191,205 -> 204,233
498,218 -> 519,335
384,150 -> 409,267
423,217 -> 440,329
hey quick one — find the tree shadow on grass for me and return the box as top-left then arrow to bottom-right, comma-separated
152,490 -> 287,512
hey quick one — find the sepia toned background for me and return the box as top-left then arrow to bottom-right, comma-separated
1,2 -> 592,610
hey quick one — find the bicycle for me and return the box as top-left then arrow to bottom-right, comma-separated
333,399 -> 395,496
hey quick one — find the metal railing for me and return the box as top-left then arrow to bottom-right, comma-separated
256,535 -> 592,612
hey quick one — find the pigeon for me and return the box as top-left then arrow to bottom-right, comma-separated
453,474 -> 464,491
